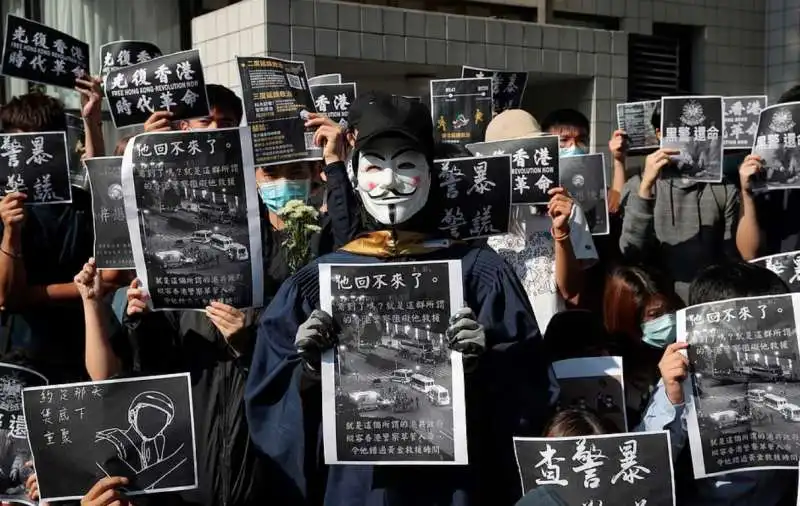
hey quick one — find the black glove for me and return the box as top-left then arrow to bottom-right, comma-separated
295,309 -> 336,371
446,308 -> 486,371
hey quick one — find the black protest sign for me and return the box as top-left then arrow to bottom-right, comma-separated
1,14 -> 89,89
616,100 -> 660,152
85,157 -> 134,269
660,96 -> 724,182
23,373 -> 197,502
466,135 -> 560,205
308,73 -> 341,86
434,155 -> 512,240
319,260 -> 468,465
723,96 -> 766,150
100,40 -> 162,81
751,102 -> 800,191
104,49 -> 209,129
430,78 -> 493,147
121,127 -> 264,310
237,56 -> 319,167
514,432 -> 675,506
679,293 -> 800,477
310,82 -> 357,129
752,251 -> 800,291
461,66 -> 527,115
0,363 -> 47,506
66,112 -> 87,189
559,153 -> 609,236
0,132 -> 71,205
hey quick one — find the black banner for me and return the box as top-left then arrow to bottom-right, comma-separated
752,102 -> 800,191
1,14 -> 89,89
752,251 -> 800,291
434,154 -> 512,240
0,131 -> 71,204
461,66 -> 527,115
85,157 -> 134,269
24,373 -> 197,502
723,96 -> 766,150
307,73 -> 341,86
616,100 -> 660,152
466,135 -> 560,205
430,78 -> 493,147
310,82 -> 357,129
514,432 -> 675,506
559,153 -> 609,236
100,40 -> 162,82
660,96 -> 724,182
104,49 -> 209,128
237,56 -> 319,167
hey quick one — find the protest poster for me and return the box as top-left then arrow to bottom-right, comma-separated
752,251 -> 800,292
552,356 -> 627,432
85,157 -> 134,269
104,49 -> 209,129
99,40 -> 162,82
678,293 -> 800,478
310,82 -> 357,129
237,56 -> 320,167
466,135 -> 560,205
23,373 -> 197,502
435,155 -> 512,240
559,153 -> 609,236
723,96 -> 766,150
616,100 -> 660,152
65,112 -> 87,189
1,14 -> 89,89
751,102 -> 800,191
0,131 -> 72,205
308,73 -> 341,86
513,431 -> 675,506
430,78 -> 493,147
0,363 -> 47,506
121,127 -> 263,310
660,96 -> 724,182
461,66 -> 527,115
319,261 -> 468,465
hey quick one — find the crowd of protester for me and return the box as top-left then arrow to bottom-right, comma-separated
0,63 -> 799,506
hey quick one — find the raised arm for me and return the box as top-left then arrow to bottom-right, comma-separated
608,129 -> 628,214
735,155 -> 763,260
74,258 -> 121,380
75,77 -> 105,159
0,193 -> 26,310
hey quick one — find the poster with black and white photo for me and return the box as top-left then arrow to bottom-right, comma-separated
99,40 -> 162,82
65,112 -> 87,189
751,102 -> 800,191
660,96 -> 724,182
559,153 -> 609,236
310,82 -> 357,130
552,356 -> 627,432
319,261 -> 468,465
103,49 -> 209,129
513,431 -> 675,506
0,363 -> 47,506
85,157 -> 134,270
1,14 -> 89,89
120,127 -> 263,310
434,155 -> 512,240
678,293 -> 800,478
752,251 -> 800,292
461,66 -> 527,115
237,56 -> 320,167
430,78 -> 493,147
0,131 -> 71,205
616,100 -> 660,152
23,373 -> 197,502
466,135 -> 560,205
308,73 -> 341,87
723,96 -> 766,150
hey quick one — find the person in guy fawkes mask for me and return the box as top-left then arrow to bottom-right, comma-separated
245,92 -> 551,506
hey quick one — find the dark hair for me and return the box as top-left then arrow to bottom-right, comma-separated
113,136 -> 133,156
651,109 -> 661,132
688,262 -> 789,306
0,92 -> 66,133
434,141 -> 472,159
206,84 -> 243,124
543,409 -> 612,437
541,108 -> 590,137
778,85 -> 800,105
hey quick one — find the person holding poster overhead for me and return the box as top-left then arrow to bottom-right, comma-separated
245,92 -> 551,506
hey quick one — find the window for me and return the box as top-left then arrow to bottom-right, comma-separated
350,0 -> 539,22
627,23 -> 695,101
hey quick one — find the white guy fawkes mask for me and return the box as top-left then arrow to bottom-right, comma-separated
356,145 -> 430,225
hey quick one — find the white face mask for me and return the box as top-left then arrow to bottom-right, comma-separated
356,148 -> 430,225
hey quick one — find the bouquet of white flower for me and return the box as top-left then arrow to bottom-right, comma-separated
278,200 -> 322,273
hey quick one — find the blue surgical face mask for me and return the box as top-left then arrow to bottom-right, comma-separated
641,313 -> 677,349
559,145 -> 589,157
258,179 -> 311,213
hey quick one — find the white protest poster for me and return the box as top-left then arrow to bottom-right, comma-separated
319,261 -> 468,465
751,250 -> 800,292
552,356 -> 628,432
617,100 -> 660,152
678,293 -> 800,478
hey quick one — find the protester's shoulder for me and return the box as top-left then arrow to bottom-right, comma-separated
460,244 -> 519,285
